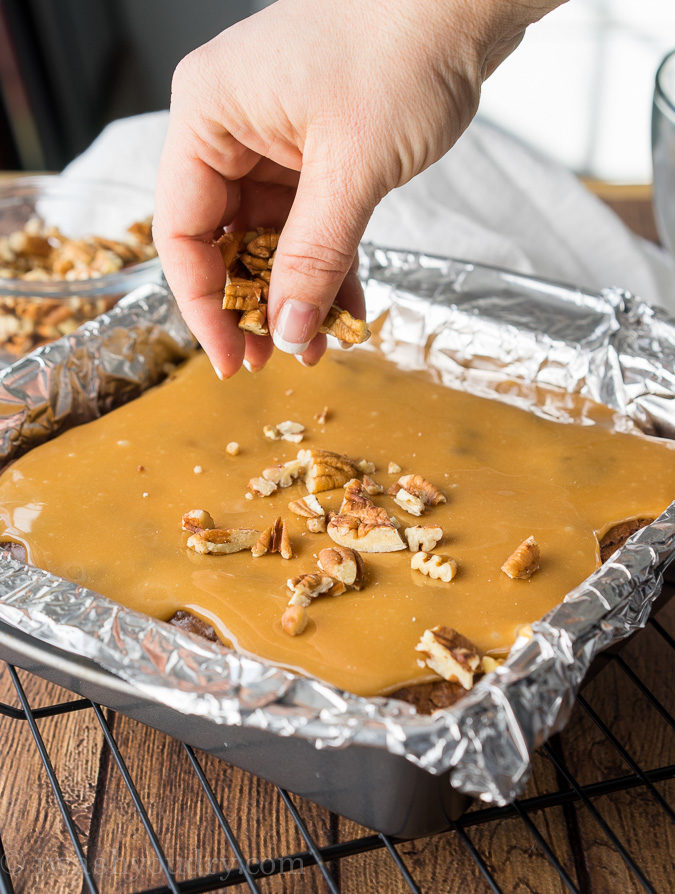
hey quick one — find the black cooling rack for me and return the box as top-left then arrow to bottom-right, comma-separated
0,614 -> 672,894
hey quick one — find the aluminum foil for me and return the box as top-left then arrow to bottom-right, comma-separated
0,245 -> 673,806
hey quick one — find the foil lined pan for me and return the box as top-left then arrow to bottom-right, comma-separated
0,246 -> 673,806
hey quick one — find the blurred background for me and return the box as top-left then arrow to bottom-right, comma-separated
0,0 -> 673,181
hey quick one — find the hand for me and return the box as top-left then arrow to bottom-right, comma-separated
153,0 -> 564,377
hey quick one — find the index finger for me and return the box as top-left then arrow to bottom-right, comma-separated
153,124 -> 259,378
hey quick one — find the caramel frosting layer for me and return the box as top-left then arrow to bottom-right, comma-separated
0,350 -> 673,696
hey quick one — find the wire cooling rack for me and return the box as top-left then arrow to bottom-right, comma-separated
0,612 -> 672,894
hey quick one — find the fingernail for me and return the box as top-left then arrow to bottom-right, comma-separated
213,365 -> 225,381
243,359 -> 256,373
272,299 -> 318,354
295,354 -> 318,368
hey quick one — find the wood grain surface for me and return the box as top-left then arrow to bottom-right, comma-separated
0,181 -> 672,894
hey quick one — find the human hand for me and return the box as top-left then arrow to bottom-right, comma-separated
154,0 -> 564,377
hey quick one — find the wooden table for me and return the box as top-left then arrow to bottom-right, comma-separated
0,182 -> 673,894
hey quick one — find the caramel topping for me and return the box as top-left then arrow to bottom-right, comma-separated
0,350 -> 673,697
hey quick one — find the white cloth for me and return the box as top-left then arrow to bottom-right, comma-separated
64,111 -> 675,313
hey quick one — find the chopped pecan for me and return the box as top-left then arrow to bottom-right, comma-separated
387,462 -> 402,475
215,231 -> 245,270
245,230 -> 279,259
8,230 -> 51,257
187,528 -> 259,555
415,626 -> 481,690
277,420 -> 305,442
240,251 -> 271,274
263,457 -> 307,488
319,304 -> 370,344
126,217 -> 154,245
328,513 -> 405,553
238,304 -> 268,335
339,479 -> 390,523
307,516 -> 327,533
501,536 -> 540,580
222,278 -> 261,310
411,550 -> 458,582
263,421 -> 305,443
225,441 -> 240,456
388,474 -> 446,513
288,493 -> 324,518
356,459 -> 376,474
328,478 -> 405,552
393,488 -> 426,516
298,448 -> 360,494
315,406 -> 329,424
181,509 -> 215,533
317,545 -> 365,588
287,572 -> 346,607
404,525 -> 443,552
281,604 -> 308,636
361,475 -> 384,495
248,476 -> 278,497
252,517 -> 293,559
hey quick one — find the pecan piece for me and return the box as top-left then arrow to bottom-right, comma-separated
501,536 -> 540,580
222,278 -> 261,310
328,478 -> 405,552
263,421 -> 305,443
411,550 -> 458,582
317,546 -> 365,588
288,494 -> 324,518
240,251 -> 270,274
415,626 -> 481,690
327,513 -> 405,553
388,474 -> 446,513
298,448 -> 360,494
339,479 -> 390,523
215,231 -> 245,271
287,572 -> 346,607
248,476 -> 278,497
356,459 -> 376,474
238,304 -> 268,335
404,525 -> 443,552
393,488 -> 426,517
281,604 -> 308,636
245,230 -> 279,259
262,457 -> 307,489
362,474 -> 384,496
252,517 -> 293,559
187,528 -> 259,555
181,509 -> 215,533
319,304 -> 370,344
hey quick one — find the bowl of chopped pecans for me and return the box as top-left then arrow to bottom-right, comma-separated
0,176 -> 162,362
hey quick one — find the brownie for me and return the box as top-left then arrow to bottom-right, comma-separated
169,609 -> 219,643
598,517 -> 653,563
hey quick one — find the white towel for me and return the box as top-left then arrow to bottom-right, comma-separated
64,110 -> 675,313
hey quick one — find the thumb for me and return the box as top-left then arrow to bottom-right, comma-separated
269,160 -> 374,354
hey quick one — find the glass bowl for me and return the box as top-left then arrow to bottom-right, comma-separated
0,176 -> 162,363
652,48 -> 675,254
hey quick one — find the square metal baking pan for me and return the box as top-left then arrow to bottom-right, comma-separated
0,248 -> 673,837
